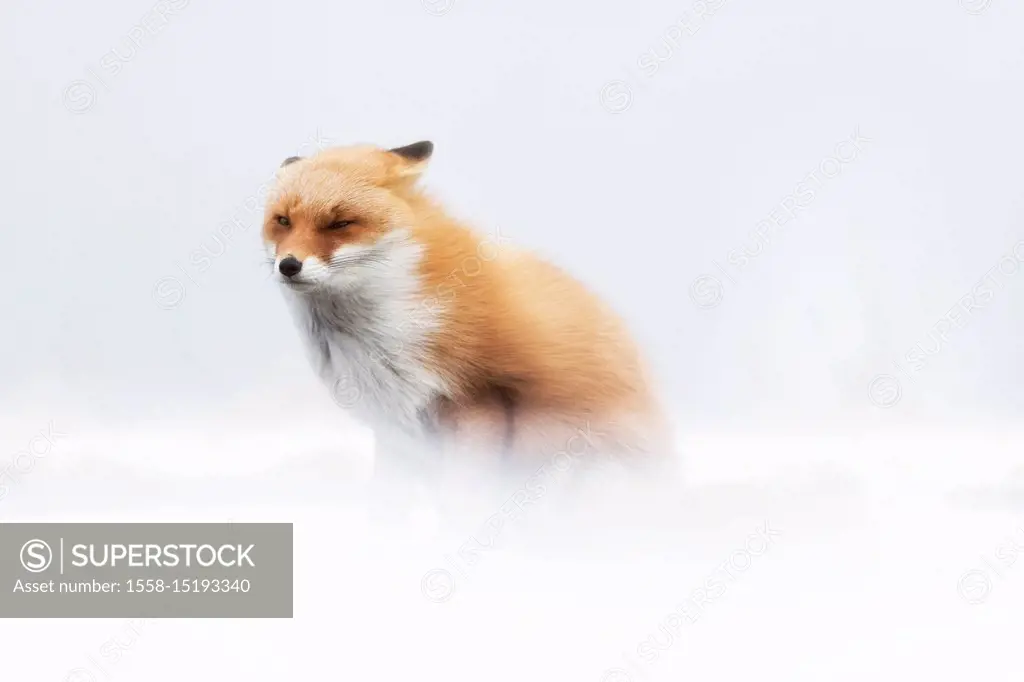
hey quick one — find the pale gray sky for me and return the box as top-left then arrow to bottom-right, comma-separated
3,0 -> 1023,425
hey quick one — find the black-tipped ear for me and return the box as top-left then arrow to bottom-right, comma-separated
280,156 -> 302,168
388,141 -> 433,163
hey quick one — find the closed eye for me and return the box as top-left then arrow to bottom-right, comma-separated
326,220 -> 354,231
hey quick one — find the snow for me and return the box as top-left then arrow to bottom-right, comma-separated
2,411 -> 1022,681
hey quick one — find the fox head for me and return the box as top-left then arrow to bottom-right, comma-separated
262,141 -> 434,294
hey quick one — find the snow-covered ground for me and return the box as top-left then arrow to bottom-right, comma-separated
2,406 -> 1022,681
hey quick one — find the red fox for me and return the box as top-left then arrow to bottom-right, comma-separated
262,141 -> 671,483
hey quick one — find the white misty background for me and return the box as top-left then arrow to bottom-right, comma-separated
2,0 -> 1024,680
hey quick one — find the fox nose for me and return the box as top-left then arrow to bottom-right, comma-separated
279,256 -> 302,278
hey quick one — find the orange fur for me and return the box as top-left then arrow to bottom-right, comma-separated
264,142 -> 671,463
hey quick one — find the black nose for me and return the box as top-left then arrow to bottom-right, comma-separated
279,256 -> 302,278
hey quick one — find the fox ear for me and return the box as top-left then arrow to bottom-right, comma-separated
280,156 -> 302,167
389,141 -> 433,162
387,141 -> 433,178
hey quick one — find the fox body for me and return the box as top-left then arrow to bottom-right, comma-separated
262,141 -> 670,472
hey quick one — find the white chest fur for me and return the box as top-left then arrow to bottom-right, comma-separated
280,232 -> 449,435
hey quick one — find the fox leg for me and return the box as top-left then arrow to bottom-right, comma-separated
434,391 -> 517,519
368,424 -> 442,524
437,392 -> 513,462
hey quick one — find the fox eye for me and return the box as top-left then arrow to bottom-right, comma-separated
276,215 -> 290,227
327,220 -> 354,231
